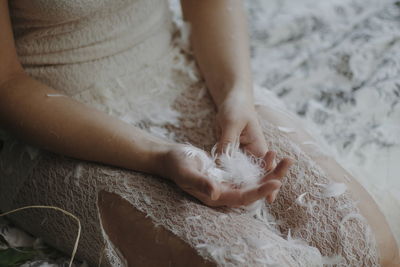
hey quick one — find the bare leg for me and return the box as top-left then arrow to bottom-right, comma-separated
98,190 -> 214,267
255,104 -> 400,266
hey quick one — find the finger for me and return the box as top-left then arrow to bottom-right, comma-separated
261,158 -> 293,182
272,158 -> 293,178
184,189 -> 219,207
240,122 -> 268,158
217,124 -> 242,154
219,180 -> 281,207
240,180 -> 281,206
182,172 -> 221,201
263,151 -> 276,172
242,141 -> 267,158
183,188 -> 219,207
266,188 -> 280,204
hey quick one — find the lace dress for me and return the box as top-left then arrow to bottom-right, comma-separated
0,0 -> 380,266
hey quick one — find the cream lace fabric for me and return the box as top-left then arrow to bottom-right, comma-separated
0,0 -> 379,266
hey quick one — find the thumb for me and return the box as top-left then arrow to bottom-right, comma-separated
217,122 -> 242,154
189,172 -> 221,201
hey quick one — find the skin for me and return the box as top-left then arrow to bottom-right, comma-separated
181,0 -> 268,158
98,190 -> 215,267
0,0 -> 288,208
0,0 -> 398,266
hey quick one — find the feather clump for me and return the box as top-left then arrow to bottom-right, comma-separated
182,143 -> 266,189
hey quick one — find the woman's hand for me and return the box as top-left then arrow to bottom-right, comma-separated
157,144 -> 291,207
216,90 -> 267,158
214,90 -> 293,205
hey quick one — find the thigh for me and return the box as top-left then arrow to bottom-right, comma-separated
98,191 -> 214,267
255,104 -> 399,266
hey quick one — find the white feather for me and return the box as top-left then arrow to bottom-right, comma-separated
196,87 -> 207,100
315,182 -> 347,198
212,143 -> 265,188
343,174 -> 351,182
25,146 -> 39,160
73,164 -> 83,186
181,144 -> 268,219
185,215 -> 201,221
143,195 -> 151,205
295,192 -> 309,207
340,213 -> 366,226
277,126 -> 296,133
182,143 -> 266,189
46,93 -> 66,97
231,254 -> 246,263
321,255 -> 343,265
302,141 -> 317,146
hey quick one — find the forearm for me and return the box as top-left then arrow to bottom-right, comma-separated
181,0 -> 253,107
0,73 -> 172,174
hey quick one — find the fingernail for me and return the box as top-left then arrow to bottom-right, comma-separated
271,189 -> 279,202
211,188 -> 221,201
208,189 -> 215,200
206,187 -> 216,200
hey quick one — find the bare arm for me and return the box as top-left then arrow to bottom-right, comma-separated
181,0 -> 252,106
0,1 -> 170,174
181,0 -> 270,157
0,1 -> 289,207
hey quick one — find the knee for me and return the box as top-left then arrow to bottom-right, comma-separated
382,245 -> 400,267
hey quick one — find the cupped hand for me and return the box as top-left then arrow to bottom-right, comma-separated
158,145 -> 292,207
214,91 -> 293,203
216,91 -> 268,158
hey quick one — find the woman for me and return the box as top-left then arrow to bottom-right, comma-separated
0,0 -> 398,266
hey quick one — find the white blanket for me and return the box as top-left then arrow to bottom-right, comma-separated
249,0 -> 400,245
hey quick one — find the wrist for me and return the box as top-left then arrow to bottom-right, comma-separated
217,88 -> 255,114
210,82 -> 254,109
145,141 -> 178,177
